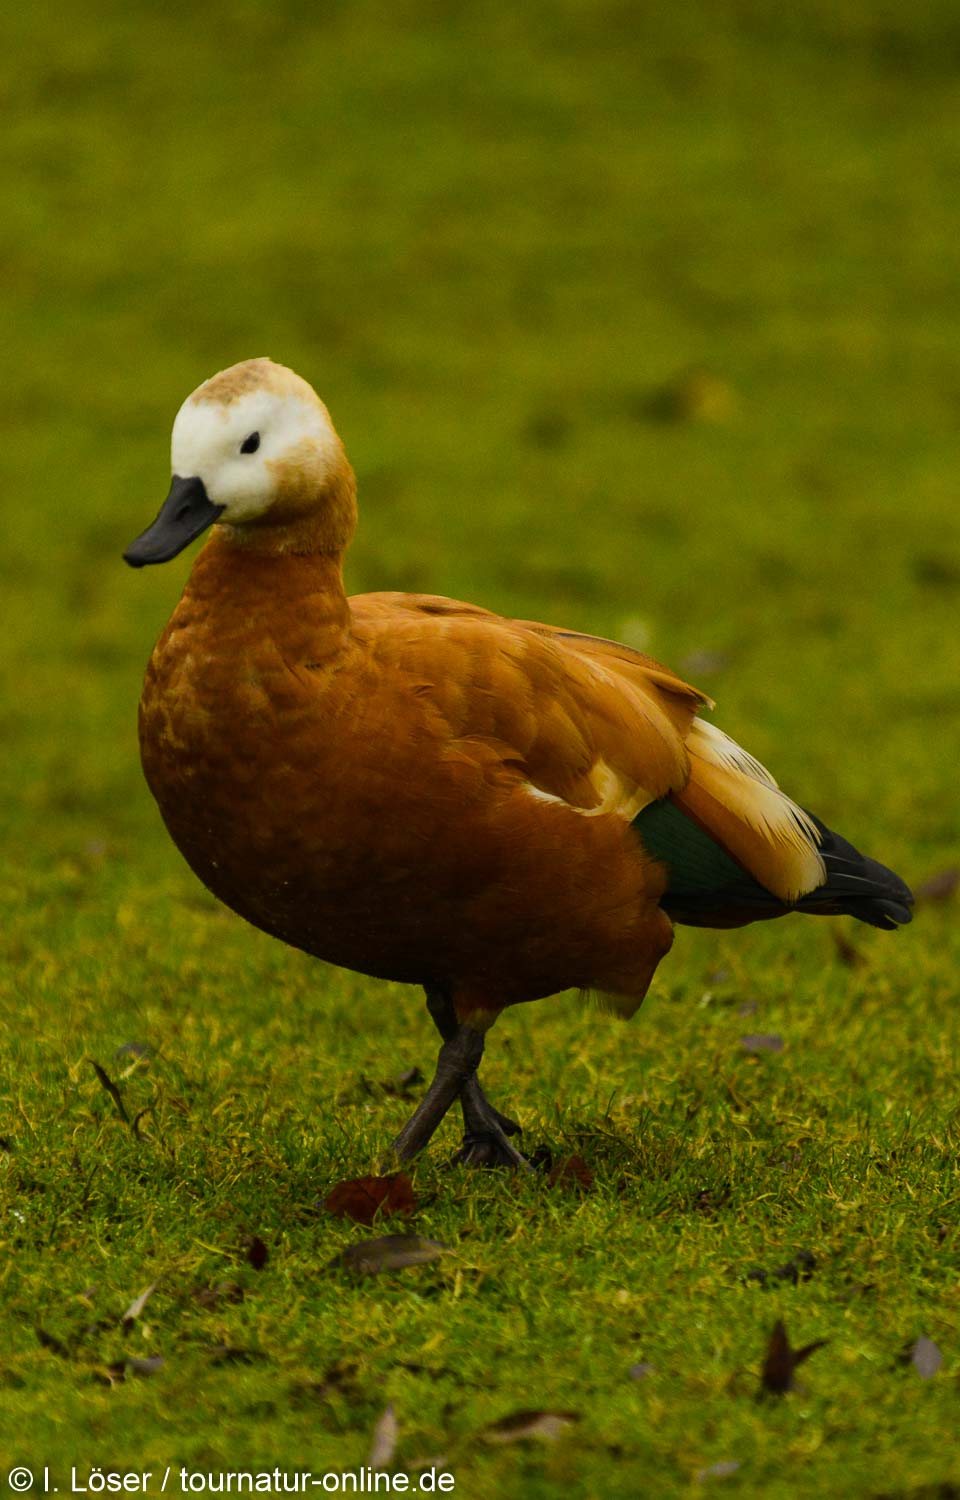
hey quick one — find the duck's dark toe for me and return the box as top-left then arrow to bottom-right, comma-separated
453,1128 -> 531,1171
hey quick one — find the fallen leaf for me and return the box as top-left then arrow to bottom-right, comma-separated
243,1235 -> 269,1270
35,1327 -> 70,1359
483,1410 -> 580,1444
546,1155 -> 594,1192
378,1067 -> 424,1097
122,1282 -> 157,1330
99,1354 -> 165,1384
329,1234 -> 449,1277
740,1034 -> 785,1054
347,1067 -> 426,1104
695,1461 -> 741,1482
368,1404 -> 398,1469
89,1061 -> 130,1124
760,1319 -> 828,1395
324,1173 -> 417,1226
528,1145 -> 555,1173
914,867 -> 960,905
909,1336 -> 943,1379
746,1250 -> 816,1287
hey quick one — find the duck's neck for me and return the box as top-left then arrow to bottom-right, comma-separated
220,454 -> 358,560
189,530 -> 352,659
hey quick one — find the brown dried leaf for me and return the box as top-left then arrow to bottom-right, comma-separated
329,1234 -> 449,1277
746,1250 -> 816,1287
324,1173 -> 417,1226
484,1409 -> 580,1444
368,1404 -> 398,1469
740,1034 -> 785,1054
244,1235 -> 269,1270
378,1067 -> 424,1097
760,1319 -> 828,1394
35,1327 -> 71,1359
546,1155 -> 594,1192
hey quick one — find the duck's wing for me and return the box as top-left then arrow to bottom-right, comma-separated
517,616 -> 826,905
351,594 -> 702,819
351,594 -> 825,910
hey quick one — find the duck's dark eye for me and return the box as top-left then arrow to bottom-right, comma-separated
240,432 -> 260,454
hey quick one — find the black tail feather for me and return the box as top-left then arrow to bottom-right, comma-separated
796,812 -> 914,930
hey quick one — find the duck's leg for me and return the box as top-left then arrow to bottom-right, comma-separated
424,987 -> 529,1171
388,1020 -> 486,1163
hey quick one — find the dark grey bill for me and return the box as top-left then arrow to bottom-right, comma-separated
123,475 -> 225,568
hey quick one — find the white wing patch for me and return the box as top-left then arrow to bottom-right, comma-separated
688,718 -> 822,851
683,717 -> 826,900
524,758 -> 651,821
691,718 -> 781,790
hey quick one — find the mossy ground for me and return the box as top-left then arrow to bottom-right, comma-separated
1,2 -> 958,1496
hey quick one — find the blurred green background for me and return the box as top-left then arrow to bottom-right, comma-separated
3,0 -> 959,862
1,1 -> 958,1495
4,0 -> 960,837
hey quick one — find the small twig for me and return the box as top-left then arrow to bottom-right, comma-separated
89,1061 -> 130,1125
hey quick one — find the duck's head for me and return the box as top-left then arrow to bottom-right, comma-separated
124,358 -> 356,567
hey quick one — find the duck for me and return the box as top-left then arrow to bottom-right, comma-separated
124,357 -> 913,1169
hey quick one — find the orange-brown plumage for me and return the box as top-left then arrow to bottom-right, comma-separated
126,358 -> 912,1165
140,537 -> 682,1018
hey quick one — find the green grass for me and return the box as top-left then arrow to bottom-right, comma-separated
2,0 -> 959,1494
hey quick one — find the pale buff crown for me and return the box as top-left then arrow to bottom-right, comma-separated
171,358 -> 349,529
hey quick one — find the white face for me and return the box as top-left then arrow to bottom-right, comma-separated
170,388 -> 340,523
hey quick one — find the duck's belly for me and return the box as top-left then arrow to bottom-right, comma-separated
139,684 -> 672,1005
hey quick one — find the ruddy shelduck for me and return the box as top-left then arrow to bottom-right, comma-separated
125,358 -> 913,1168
